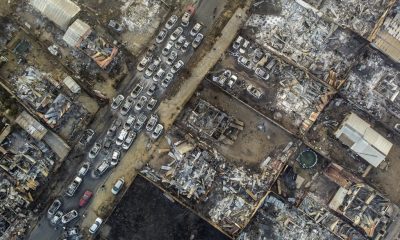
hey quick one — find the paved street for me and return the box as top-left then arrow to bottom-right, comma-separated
27,3 -> 219,239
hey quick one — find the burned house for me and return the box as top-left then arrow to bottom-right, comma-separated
239,192 -> 339,240
184,99 -> 244,145
246,0 -> 366,81
0,116 -> 59,239
325,163 -> 399,239
341,48 -> 400,128
13,66 -> 72,128
63,19 -> 118,70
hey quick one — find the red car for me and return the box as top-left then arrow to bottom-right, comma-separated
79,190 -> 93,207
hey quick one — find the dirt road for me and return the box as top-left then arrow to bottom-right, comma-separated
80,2 -> 252,238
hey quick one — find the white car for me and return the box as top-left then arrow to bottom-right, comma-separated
190,23 -> 202,36
181,11 -> 191,27
122,131 -> 137,150
94,160 -> 110,177
120,96 -> 134,115
147,98 -> 157,111
110,150 -> 121,166
78,162 -> 90,177
112,178 -> 125,195
124,114 -> 136,130
146,83 -> 157,96
134,113 -> 148,131
156,28 -> 168,43
111,95 -> 124,109
137,56 -> 151,71
246,84 -> 263,99
89,217 -> 103,234
171,60 -> 184,74
146,114 -> 158,131
192,33 -> 203,48
162,41 -> 173,56
153,68 -> 166,82
166,51 -> 177,65
151,124 -> 164,140
227,74 -> 237,88
116,129 -> 128,146
134,96 -> 148,111
61,210 -> 78,224
88,142 -> 101,159
161,73 -> 174,88
255,67 -> 270,80
232,35 -> 243,50
170,27 -> 183,41
181,41 -> 190,52
174,36 -> 186,49
238,56 -> 252,69
130,84 -> 143,98
165,15 -> 178,29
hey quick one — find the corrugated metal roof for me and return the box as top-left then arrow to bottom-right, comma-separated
63,76 -> 81,93
334,112 -> 393,167
15,111 -> 47,140
62,19 -> 91,47
30,0 -> 80,30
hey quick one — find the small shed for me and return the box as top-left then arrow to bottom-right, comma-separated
63,76 -> 81,93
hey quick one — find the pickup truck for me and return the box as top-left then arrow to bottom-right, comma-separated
66,176 -> 82,197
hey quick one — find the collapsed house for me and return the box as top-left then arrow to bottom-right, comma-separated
325,163 -> 399,239
30,0 -> 80,30
246,0 -> 366,81
239,193 -> 339,240
334,112 -> 393,167
141,129 -> 298,236
301,0 -> 393,38
13,66 -> 72,128
0,117 -> 56,239
62,19 -> 118,70
183,99 -> 244,145
341,48 -> 400,126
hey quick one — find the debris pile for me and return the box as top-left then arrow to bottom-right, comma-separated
246,0 -> 365,80
239,193 -> 339,240
184,99 -> 244,145
341,49 -> 400,122
121,0 -> 162,33
299,193 -> 367,240
141,131 -> 299,236
208,194 -> 254,234
303,0 -> 391,38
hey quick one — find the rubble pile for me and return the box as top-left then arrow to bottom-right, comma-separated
341,49 -> 400,121
184,99 -> 244,145
275,76 -> 329,127
300,193 -> 367,240
161,148 -> 217,200
238,193 -> 339,240
1,130 -> 57,192
121,0 -> 161,33
247,0 -> 364,80
332,184 -> 396,238
304,0 -> 391,37
208,194 -> 254,234
0,177 -> 33,240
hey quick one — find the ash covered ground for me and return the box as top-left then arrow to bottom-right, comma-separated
103,176 -> 229,240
